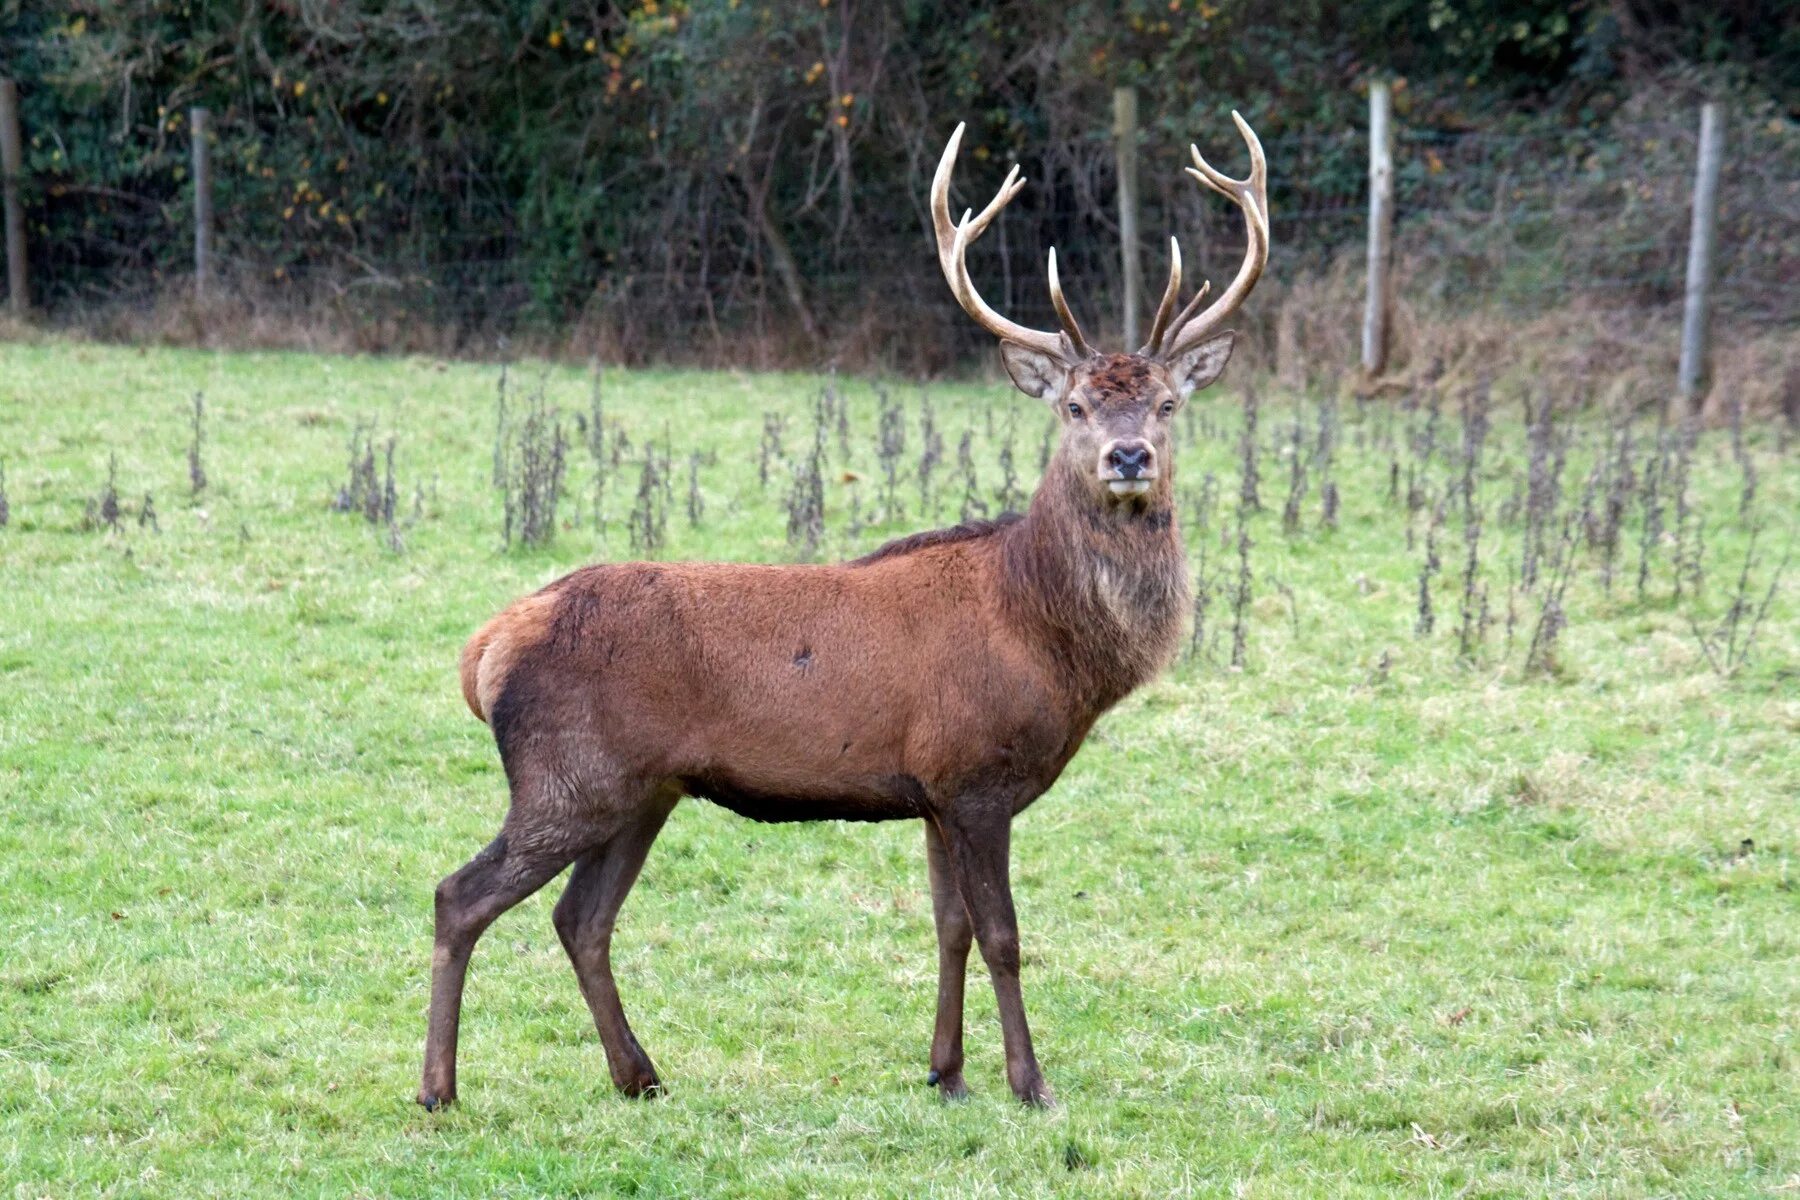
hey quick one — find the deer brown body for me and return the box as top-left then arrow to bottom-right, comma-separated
419,117 -> 1268,1110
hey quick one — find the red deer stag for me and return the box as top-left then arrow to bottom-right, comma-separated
419,114 -> 1268,1110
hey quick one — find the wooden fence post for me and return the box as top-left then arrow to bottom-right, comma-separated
1677,101 -> 1724,410
1360,79 -> 1393,377
190,106 -> 213,302
1,79 -> 28,315
1113,85 -> 1141,348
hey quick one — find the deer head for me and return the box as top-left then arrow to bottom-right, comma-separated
931,114 -> 1269,505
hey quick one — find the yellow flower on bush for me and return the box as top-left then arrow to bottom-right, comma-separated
585,38 -> 597,53
294,81 -> 307,97
548,29 -> 564,48
804,61 -> 824,85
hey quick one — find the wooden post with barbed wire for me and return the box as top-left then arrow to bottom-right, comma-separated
191,107 -> 214,303
1677,101 -> 1724,412
1,79 -> 28,316
1361,80 -> 1394,377
1113,86 -> 1142,349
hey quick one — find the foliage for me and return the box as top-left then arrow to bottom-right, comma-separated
2,1 -> 1794,354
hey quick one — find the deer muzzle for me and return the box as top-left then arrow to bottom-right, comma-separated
1100,441 -> 1156,496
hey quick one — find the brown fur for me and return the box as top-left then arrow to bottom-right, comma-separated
419,348 -> 1216,1112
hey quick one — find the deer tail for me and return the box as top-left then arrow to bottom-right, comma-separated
458,590 -> 560,724
459,619 -> 501,722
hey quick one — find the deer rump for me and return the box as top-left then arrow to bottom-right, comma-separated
458,527 -> 1081,827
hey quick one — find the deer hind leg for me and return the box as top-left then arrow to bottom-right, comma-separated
923,819 -> 973,1100
552,789 -> 678,1098
417,827 -> 583,1111
938,806 -> 1055,1108
418,745 -> 622,1112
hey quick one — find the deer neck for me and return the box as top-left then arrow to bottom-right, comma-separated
999,455 -> 1189,710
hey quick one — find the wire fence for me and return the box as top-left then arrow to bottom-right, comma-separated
13,102 -> 1798,364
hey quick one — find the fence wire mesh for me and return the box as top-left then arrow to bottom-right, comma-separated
17,106 -> 1799,361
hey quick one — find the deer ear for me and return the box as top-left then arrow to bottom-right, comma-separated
999,341 -> 1069,401
1169,331 -> 1237,397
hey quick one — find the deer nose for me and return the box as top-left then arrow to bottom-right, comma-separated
1107,442 -> 1154,479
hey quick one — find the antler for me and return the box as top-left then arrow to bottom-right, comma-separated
1141,111 -> 1269,360
932,123 -> 1095,363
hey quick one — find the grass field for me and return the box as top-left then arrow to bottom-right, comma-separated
1,339 -> 1795,1198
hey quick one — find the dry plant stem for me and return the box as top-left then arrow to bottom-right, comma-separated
499,385 -> 568,549
491,362 -> 510,490
1670,415 -> 1702,603
758,412 -> 785,490
187,393 -> 207,495
92,452 -> 122,532
785,394 -> 828,559
1690,518 -> 1792,676
1281,406 -> 1307,536
917,392 -> 943,518
957,430 -> 986,523
996,410 -> 1022,514
587,364 -> 607,536
876,386 -> 905,522
1521,392 -> 1555,589
1416,500 -> 1441,638
1232,465 -> 1254,671
1524,472 -> 1594,675
687,452 -> 704,528
628,451 -> 666,556
1189,472 -> 1220,662
1239,382 -> 1261,513
1636,405 -> 1668,605
1457,382 -> 1491,659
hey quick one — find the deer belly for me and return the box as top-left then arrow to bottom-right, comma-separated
677,764 -> 928,824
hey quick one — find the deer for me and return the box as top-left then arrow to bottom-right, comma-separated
418,113 -> 1268,1111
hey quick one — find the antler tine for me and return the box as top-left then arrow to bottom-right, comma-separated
931,123 -> 1085,364
1140,238 -> 1182,355
1160,279 -> 1212,352
1047,248 -> 1096,359
1160,111 -> 1271,362
1139,238 -> 1215,356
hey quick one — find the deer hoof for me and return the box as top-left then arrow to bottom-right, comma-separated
927,1068 -> 968,1100
417,1091 -> 452,1112
1011,1072 -> 1056,1109
616,1073 -> 664,1100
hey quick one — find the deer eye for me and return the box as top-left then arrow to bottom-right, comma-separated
1067,402 -> 1084,419
1159,401 -> 1176,417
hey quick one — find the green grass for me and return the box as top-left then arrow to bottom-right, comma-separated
1,339 -> 1795,1198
